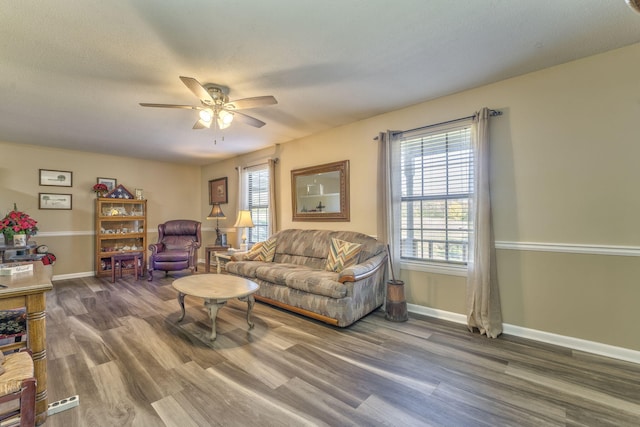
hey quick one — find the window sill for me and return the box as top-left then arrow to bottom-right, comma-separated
400,260 -> 467,277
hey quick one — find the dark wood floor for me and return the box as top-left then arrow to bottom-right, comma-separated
42,269 -> 640,426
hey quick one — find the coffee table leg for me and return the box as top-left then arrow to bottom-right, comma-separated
247,295 -> 255,329
204,299 -> 226,340
177,292 -> 186,322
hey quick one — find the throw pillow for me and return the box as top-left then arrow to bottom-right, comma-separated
259,237 -> 276,262
244,241 -> 264,260
325,238 -> 362,273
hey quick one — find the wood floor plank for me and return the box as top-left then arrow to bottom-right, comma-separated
151,395 -> 207,427
41,271 -> 640,427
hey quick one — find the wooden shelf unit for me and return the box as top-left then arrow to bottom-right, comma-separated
95,198 -> 147,278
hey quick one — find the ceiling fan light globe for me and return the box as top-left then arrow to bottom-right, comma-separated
199,109 -> 213,123
217,118 -> 231,130
217,110 -> 234,129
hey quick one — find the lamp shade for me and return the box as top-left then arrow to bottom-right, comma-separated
233,210 -> 254,228
207,203 -> 226,220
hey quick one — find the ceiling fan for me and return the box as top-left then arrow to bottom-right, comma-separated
140,76 -> 277,129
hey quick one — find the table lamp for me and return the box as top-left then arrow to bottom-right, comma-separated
233,210 -> 254,250
207,203 -> 226,246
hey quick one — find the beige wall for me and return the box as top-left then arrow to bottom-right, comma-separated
2,42 -> 638,352
0,143 -> 202,275
241,42 -> 638,352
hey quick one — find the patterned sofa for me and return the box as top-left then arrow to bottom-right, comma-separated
225,229 -> 388,327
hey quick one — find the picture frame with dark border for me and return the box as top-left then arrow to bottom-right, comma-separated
209,177 -> 228,205
97,177 -> 117,192
39,169 -> 72,187
39,193 -> 72,210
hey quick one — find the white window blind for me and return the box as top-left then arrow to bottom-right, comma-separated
399,122 -> 473,263
246,165 -> 269,244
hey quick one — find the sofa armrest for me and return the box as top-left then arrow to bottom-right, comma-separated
230,251 -> 249,261
148,242 -> 165,255
338,252 -> 388,283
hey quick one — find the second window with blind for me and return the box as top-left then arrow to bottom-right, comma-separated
245,164 -> 270,245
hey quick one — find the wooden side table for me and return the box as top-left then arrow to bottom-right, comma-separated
204,245 -> 229,272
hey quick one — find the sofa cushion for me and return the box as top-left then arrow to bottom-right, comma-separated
268,229 -> 384,269
285,270 -> 347,299
225,260 -> 265,278
153,250 -> 191,262
255,263 -> 311,285
325,238 -> 362,273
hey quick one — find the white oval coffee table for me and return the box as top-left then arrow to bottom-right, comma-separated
172,274 -> 259,340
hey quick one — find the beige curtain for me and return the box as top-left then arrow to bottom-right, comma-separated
466,107 -> 503,338
268,158 -> 277,236
377,131 -> 401,296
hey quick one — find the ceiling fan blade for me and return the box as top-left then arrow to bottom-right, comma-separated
179,76 -> 214,104
139,103 -> 200,110
226,96 -> 277,110
233,111 -> 266,128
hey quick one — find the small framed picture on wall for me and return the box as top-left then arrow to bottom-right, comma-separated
39,193 -> 72,210
39,169 -> 73,187
97,177 -> 117,192
209,177 -> 228,205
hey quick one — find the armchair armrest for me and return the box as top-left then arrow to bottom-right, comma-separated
187,241 -> 199,256
148,242 -> 165,255
338,252 -> 388,283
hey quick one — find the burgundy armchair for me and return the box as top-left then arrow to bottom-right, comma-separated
148,219 -> 202,281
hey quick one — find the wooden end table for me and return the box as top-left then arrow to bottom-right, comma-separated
172,274 -> 259,340
204,245 -> 229,273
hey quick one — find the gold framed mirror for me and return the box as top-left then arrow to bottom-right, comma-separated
291,160 -> 350,221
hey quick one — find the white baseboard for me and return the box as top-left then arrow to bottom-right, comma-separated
407,303 -> 640,365
52,271 -> 96,281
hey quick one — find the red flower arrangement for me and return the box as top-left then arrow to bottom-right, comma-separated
92,183 -> 109,196
0,204 -> 38,241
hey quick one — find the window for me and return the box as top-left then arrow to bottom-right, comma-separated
399,123 -> 473,264
246,165 -> 270,244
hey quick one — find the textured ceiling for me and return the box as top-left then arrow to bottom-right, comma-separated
1,1 -> 639,165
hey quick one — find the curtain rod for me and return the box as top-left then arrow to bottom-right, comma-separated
397,109 -> 502,135
374,109 -> 502,140
235,157 -> 279,171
